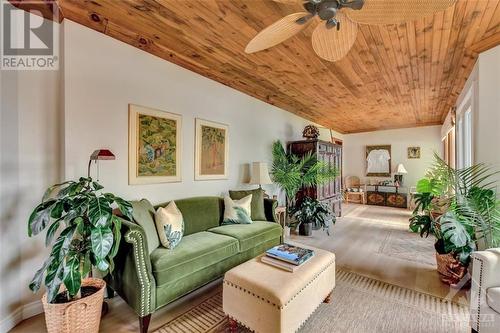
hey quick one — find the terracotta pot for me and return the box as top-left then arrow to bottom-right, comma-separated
42,278 -> 105,333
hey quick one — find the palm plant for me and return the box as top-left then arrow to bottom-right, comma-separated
270,140 -> 338,226
413,154 -> 500,264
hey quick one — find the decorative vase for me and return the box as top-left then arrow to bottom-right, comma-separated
283,226 -> 291,239
42,278 -> 106,333
299,223 -> 313,236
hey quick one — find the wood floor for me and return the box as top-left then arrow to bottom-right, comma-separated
10,204 -> 466,332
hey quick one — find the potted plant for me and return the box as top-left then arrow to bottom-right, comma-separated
28,177 -> 132,333
270,140 -> 338,237
410,155 -> 500,285
291,197 -> 334,236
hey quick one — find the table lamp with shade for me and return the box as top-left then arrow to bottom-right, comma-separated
394,163 -> 408,186
249,162 -> 273,192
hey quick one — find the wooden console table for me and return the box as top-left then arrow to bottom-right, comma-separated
366,185 -> 408,208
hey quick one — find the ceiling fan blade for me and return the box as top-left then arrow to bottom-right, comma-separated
344,0 -> 456,25
245,12 -> 313,54
271,0 -> 304,4
312,12 -> 358,62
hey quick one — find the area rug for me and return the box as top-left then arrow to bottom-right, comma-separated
154,270 -> 469,333
378,229 -> 437,267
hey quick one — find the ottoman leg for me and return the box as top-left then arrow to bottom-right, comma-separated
323,291 -> 333,303
228,317 -> 238,332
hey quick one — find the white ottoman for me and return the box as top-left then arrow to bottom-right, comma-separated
223,244 -> 335,333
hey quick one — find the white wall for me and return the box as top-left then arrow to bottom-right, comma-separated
62,20 -> 341,204
475,46 -> 500,176
473,46 -> 500,194
343,126 -> 443,188
0,6 -> 61,332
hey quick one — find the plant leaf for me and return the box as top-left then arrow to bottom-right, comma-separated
109,216 -> 122,260
91,227 -> 113,260
88,196 -> 112,227
114,197 -> 133,220
28,200 -> 55,237
63,254 -> 81,297
29,258 -> 51,292
45,220 -> 61,246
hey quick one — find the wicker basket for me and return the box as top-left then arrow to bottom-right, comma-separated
435,252 -> 467,286
42,278 -> 105,333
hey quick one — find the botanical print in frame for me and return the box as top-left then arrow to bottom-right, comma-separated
408,146 -> 421,159
366,145 -> 391,177
129,104 -> 182,184
195,118 -> 229,180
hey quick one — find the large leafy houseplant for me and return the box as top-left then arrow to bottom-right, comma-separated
270,140 -> 338,227
28,177 -> 133,303
291,197 -> 334,235
411,154 -> 500,265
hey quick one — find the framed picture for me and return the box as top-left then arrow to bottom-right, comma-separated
128,104 -> 182,184
195,118 -> 229,180
366,145 -> 391,177
408,147 -> 421,159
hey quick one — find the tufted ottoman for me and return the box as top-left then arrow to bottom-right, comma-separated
223,244 -> 335,333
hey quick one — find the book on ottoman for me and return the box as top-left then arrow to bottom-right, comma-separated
265,243 -> 314,266
261,256 -> 299,272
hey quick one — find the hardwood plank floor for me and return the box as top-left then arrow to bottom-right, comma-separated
10,204 -> 466,332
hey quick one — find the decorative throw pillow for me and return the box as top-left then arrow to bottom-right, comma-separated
155,201 -> 184,249
223,195 -> 253,225
229,188 -> 266,221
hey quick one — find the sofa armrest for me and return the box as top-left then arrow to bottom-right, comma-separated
470,248 -> 500,331
264,198 -> 278,223
106,217 -> 156,317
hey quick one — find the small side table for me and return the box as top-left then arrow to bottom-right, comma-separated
275,206 -> 286,228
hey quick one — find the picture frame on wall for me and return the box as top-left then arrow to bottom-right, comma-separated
128,104 -> 182,184
408,146 -> 421,159
366,145 -> 391,177
195,118 -> 229,180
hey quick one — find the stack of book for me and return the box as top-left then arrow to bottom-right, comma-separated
261,243 -> 314,272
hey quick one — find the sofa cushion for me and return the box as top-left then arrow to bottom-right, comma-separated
131,199 -> 159,254
150,231 -> 238,287
208,221 -> 282,252
159,197 -> 222,236
230,189 -> 266,221
155,201 -> 184,249
487,287 -> 500,314
223,195 -> 253,225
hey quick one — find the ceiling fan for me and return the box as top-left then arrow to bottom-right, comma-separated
245,0 -> 456,62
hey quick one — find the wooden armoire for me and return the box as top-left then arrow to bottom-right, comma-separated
287,139 -> 343,217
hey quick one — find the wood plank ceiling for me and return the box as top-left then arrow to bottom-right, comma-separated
23,0 -> 500,133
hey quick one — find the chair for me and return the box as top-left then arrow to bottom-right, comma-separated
470,248 -> 500,333
344,176 -> 366,204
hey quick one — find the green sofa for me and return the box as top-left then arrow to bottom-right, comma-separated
106,196 -> 282,333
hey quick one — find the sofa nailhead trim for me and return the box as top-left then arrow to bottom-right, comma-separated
473,256 -> 484,332
224,259 -> 335,310
125,230 -> 152,316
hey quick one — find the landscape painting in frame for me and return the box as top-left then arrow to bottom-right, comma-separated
195,118 -> 229,180
129,104 -> 182,184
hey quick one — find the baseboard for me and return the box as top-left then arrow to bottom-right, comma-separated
0,300 -> 43,333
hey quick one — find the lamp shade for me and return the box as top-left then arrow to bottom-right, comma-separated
249,162 -> 273,185
396,163 -> 408,174
90,149 -> 115,160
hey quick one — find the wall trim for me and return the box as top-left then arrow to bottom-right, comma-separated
0,300 -> 43,333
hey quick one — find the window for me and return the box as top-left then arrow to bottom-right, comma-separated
456,84 -> 474,169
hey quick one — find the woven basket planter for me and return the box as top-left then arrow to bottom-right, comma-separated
42,278 -> 105,333
435,252 -> 468,286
